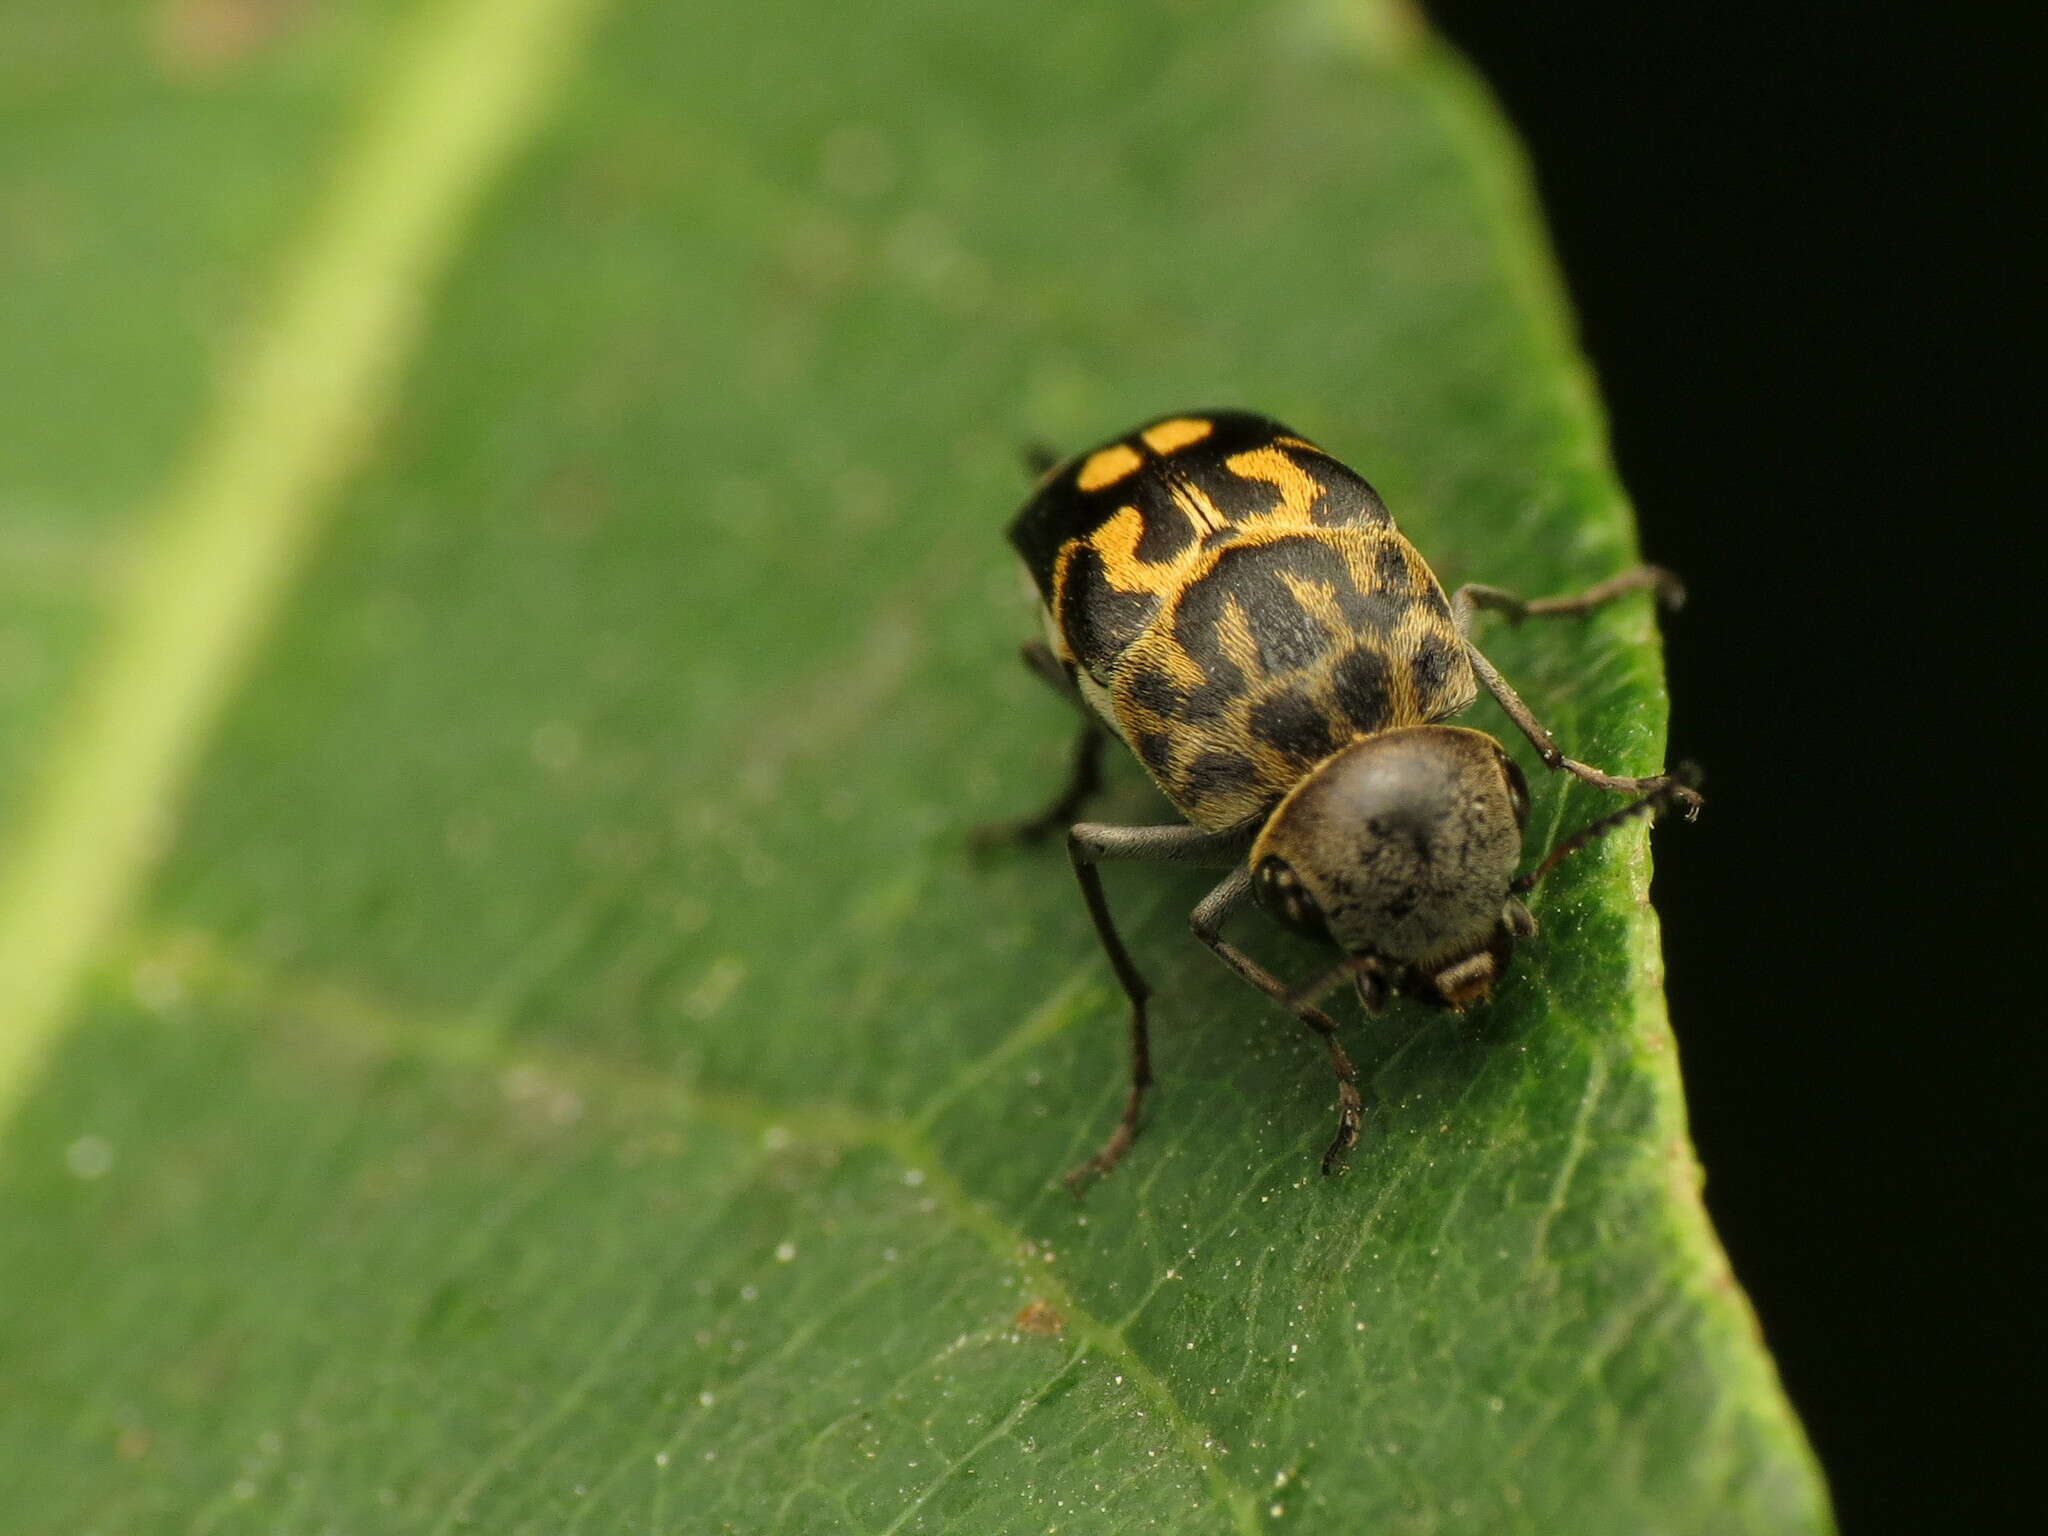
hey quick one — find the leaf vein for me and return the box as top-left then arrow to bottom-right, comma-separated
126,927 -> 1268,1535
0,0 -> 616,1132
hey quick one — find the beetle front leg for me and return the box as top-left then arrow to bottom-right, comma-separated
1513,765 -> 1704,893
1452,565 -> 1683,630
1452,571 -> 1701,816
1189,867 -> 1363,1176
1461,643 -> 1703,815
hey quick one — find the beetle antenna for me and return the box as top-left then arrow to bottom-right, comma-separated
1511,762 -> 1704,894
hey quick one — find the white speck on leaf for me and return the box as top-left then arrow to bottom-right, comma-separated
66,1136 -> 114,1179
529,720 -> 582,773
131,958 -> 184,1012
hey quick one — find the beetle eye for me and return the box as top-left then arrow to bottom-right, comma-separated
1500,753 -> 1531,831
1253,855 -> 1332,944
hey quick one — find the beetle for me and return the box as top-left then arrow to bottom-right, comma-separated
986,410 -> 1700,1188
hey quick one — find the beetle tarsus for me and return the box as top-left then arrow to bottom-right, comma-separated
1320,1081 -> 1364,1174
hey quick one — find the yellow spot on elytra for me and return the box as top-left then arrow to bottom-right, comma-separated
1214,594 -> 1264,676
1281,571 -> 1349,638
1140,416 -> 1213,455
1089,506 -> 1155,590
1077,443 -> 1143,492
1224,446 -> 1325,521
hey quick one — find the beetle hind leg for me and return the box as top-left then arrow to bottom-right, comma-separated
973,721 -> 1104,851
971,641 -> 1107,850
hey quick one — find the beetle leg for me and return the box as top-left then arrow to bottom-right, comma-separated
971,642 -> 1107,849
1512,765 -> 1704,893
1452,569 -> 1701,816
1461,642 -> 1703,816
1451,565 -> 1683,632
1017,637 -> 1081,704
1190,867 -> 1364,1176
1062,822 -> 1252,1191
975,721 -> 1104,848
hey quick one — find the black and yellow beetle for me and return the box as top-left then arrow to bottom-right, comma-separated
988,410 -> 1700,1188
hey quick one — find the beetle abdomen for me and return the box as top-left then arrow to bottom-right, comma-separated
1008,412 -> 1475,829
1113,526 -> 1473,828
1011,411 -> 1388,679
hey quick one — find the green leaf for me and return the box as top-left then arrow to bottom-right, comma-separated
0,0 -> 1830,1530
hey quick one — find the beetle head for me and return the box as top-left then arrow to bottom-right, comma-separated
1249,725 -> 1532,1009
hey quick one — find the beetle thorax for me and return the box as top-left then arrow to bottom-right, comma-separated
1249,726 -> 1527,972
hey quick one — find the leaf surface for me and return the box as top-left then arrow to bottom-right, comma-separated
0,1 -> 1830,1531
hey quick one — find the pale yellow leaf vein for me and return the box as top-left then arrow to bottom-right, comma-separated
1530,1048 -> 1608,1266
428,1283 -> 662,1535
878,1348 -> 1093,1536
0,0 -> 614,1130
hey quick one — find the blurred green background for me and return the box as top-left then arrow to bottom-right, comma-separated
0,1 -> 1828,1531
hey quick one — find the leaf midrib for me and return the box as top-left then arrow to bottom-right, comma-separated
0,0 -> 613,1132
